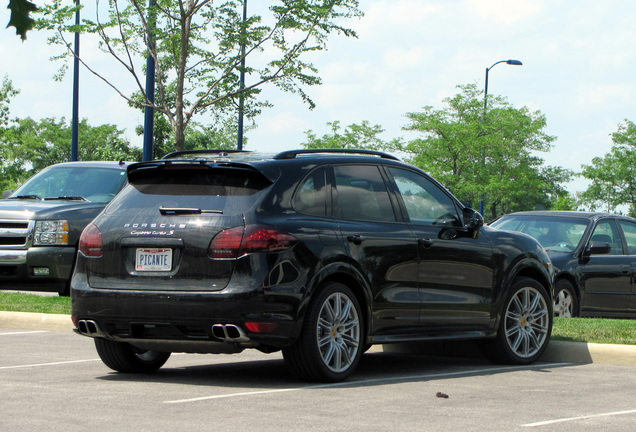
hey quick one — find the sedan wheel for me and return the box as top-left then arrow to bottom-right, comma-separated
283,282 -> 363,382
554,280 -> 579,318
482,277 -> 552,364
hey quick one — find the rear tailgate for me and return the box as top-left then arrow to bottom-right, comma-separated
85,162 -> 275,291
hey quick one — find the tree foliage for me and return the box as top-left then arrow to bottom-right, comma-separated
36,0 -> 363,151
580,119 -> 636,216
6,0 -> 38,40
302,120 -> 402,152
1,116 -> 141,191
0,75 -> 19,127
133,111 -> 250,158
402,84 -> 572,220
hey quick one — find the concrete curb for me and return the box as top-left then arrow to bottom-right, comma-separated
0,311 -> 74,332
1,312 -> 634,366
380,339 -> 636,366
541,340 -> 636,366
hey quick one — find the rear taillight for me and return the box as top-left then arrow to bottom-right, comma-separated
209,225 -> 297,259
79,223 -> 103,257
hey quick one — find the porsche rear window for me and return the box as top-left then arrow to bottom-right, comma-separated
104,168 -> 271,216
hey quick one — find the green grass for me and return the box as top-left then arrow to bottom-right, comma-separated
1,292 -> 635,345
552,317 -> 636,345
0,292 -> 71,315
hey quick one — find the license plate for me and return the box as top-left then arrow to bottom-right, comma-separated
136,248 -> 172,272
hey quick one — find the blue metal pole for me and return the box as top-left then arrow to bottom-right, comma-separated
479,66 -> 489,216
142,0 -> 156,161
480,59 -> 522,216
71,1 -> 80,161
237,0 -> 247,151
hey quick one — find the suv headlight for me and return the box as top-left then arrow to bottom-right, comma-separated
34,220 -> 69,245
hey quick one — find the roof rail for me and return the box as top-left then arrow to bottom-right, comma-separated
273,149 -> 400,161
161,149 -> 251,159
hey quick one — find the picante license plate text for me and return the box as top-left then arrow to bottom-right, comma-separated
136,248 -> 172,271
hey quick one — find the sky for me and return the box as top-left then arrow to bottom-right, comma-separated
2,0 -> 636,197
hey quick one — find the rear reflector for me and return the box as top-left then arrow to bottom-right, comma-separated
245,322 -> 278,334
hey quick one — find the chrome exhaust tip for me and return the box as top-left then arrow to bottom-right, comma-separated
76,319 -> 105,337
211,324 -> 250,342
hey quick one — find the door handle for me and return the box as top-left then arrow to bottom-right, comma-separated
347,235 -> 365,245
418,238 -> 434,248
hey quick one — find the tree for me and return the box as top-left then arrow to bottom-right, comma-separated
36,0 -> 363,151
6,0 -> 38,40
579,120 -> 636,216
0,76 -> 23,191
403,84 -> 572,220
302,120 -> 403,152
134,112 -> 251,158
0,75 -> 19,127
1,117 -> 141,190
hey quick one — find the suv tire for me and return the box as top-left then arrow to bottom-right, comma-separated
95,339 -> 171,373
481,277 -> 552,365
283,282 -> 363,382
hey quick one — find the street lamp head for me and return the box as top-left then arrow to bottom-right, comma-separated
506,59 -> 523,66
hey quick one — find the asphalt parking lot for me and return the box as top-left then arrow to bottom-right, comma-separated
2,315 -> 636,432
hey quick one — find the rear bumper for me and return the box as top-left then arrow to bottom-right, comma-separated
71,274 -> 305,352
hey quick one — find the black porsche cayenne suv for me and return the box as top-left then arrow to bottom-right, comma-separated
71,149 -> 554,382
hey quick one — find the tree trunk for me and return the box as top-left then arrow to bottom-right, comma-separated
174,125 -> 185,151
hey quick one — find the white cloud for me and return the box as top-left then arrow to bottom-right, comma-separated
465,0 -> 542,24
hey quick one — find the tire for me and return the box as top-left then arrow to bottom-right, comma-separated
283,282 -> 363,382
482,277 -> 552,365
94,339 -> 171,373
554,279 -> 579,318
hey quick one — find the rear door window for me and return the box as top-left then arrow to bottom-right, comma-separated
333,165 -> 396,222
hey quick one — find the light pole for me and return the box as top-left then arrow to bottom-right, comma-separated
237,0 -> 247,151
479,59 -> 522,215
71,0 -> 80,161
142,0 -> 156,162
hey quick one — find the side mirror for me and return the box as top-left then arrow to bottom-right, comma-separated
584,242 -> 612,256
463,208 -> 484,230
2,190 -> 14,199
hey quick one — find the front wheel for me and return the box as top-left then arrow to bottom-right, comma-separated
482,277 -> 552,365
94,339 -> 171,373
283,282 -> 363,382
554,279 -> 578,318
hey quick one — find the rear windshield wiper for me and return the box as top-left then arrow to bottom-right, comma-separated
159,207 -> 223,215
44,196 -> 88,201
8,195 -> 43,200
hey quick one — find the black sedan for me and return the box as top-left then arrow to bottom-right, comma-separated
490,211 -> 636,318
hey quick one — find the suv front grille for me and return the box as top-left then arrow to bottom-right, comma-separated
0,219 -> 31,248
0,222 -> 29,229
0,237 -> 27,246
